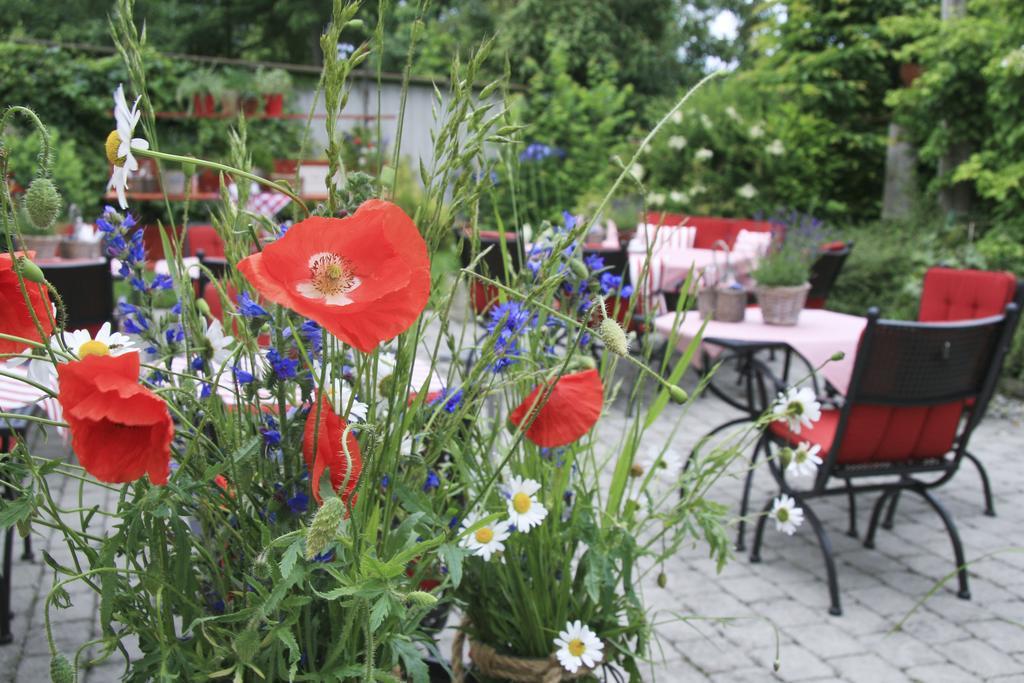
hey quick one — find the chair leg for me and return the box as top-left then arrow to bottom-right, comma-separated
21,535 -> 32,562
844,480 -> 858,538
735,434 -> 765,552
751,493 -> 842,615
910,487 -> 971,600
864,490 -> 895,549
1,515 -> 13,644
964,451 -> 996,517
881,489 -> 902,530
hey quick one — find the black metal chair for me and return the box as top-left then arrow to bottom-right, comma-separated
456,228 -> 523,317
806,241 -> 853,310
195,250 -> 230,300
748,303 -> 1020,615
1,409 -> 33,645
40,257 -> 115,333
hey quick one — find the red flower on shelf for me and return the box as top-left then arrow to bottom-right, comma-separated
237,200 -> 430,353
56,352 -> 173,485
0,252 -> 54,354
509,369 -> 604,448
303,393 -> 363,506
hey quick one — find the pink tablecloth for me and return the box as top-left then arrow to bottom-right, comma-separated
658,249 -> 755,290
654,308 -> 867,394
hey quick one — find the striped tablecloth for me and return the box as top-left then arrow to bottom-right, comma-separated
0,362 -> 64,438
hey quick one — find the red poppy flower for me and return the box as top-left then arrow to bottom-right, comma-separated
0,252 -> 54,354
56,352 -> 173,485
237,200 -> 430,353
509,369 -> 604,448
303,393 -> 363,506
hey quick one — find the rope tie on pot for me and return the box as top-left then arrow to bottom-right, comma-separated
451,618 -> 594,683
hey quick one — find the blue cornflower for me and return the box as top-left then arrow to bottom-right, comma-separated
381,474 -> 390,489
579,332 -> 591,347
519,142 -> 553,162
190,356 -> 205,371
312,548 -> 335,563
122,314 -> 149,334
171,301 -> 182,315
423,470 -> 441,492
300,320 -> 322,353
267,349 -> 298,379
237,291 -> 269,318
431,387 -> 464,413
585,253 -> 605,271
286,491 -> 309,514
165,325 -> 185,344
599,272 -> 625,295
232,365 -> 255,384
129,276 -> 148,292
620,284 -> 634,298
199,382 -> 213,399
261,428 -> 282,447
148,371 -> 166,385
151,274 -> 174,290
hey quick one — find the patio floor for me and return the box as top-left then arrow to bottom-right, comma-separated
2,336 -> 1022,682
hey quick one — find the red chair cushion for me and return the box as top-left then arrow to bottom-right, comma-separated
186,225 -> 226,258
770,402 -> 964,465
469,281 -> 500,315
918,267 -> 1017,322
644,213 -> 774,249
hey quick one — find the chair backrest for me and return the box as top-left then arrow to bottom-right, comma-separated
196,251 -> 230,299
40,258 -> 115,334
458,228 -> 524,315
644,212 -> 774,249
184,225 -> 226,259
806,241 -> 853,309
822,305 -> 1019,477
918,266 -> 1020,322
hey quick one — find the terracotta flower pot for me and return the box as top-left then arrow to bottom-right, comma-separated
264,93 -> 284,117
192,93 -> 217,117
19,234 -> 62,259
60,240 -> 103,259
755,282 -> 811,326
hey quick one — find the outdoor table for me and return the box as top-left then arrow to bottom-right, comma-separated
654,307 -> 866,398
627,247 -> 758,314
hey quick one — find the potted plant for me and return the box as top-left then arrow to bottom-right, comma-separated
751,232 -> 816,325
253,67 -> 293,117
14,202 -> 63,258
175,69 -> 226,118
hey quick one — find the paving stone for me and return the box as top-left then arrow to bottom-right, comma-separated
780,622 -> 863,659
862,631 -> 945,669
942,638 -> 1024,678
830,653 -> 911,683
750,642 -> 836,681
964,619 -> 1024,654
670,635 -> 758,674
904,662 -> 976,683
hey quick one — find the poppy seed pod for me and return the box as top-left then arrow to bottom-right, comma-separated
669,385 -> 688,404
50,654 -> 75,683
25,177 -> 62,230
597,317 -> 629,356
306,496 -> 345,559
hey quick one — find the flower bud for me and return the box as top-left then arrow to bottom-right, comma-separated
669,385 -> 688,404
15,256 -> 46,284
657,572 -> 668,588
196,298 -> 212,319
597,318 -> 629,357
830,351 -> 845,362
306,496 -> 344,559
50,653 -> 75,683
777,447 -> 794,470
569,259 -> 589,279
347,18 -> 365,31
25,178 -> 62,230
406,591 -> 438,608
629,463 -> 645,478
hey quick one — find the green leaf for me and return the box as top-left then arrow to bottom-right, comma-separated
391,638 -> 429,683
369,595 -> 391,631
279,537 -> 302,579
438,544 -> 466,588
274,627 -> 301,682
234,628 -> 260,665
0,494 -> 33,530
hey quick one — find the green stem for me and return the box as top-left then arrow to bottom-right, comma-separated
131,147 -> 310,215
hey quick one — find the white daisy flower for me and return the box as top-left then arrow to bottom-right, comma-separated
786,441 -> 823,478
554,620 -> 604,674
503,475 -> 548,532
771,494 -> 805,535
771,386 -> 822,434
668,135 -> 687,150
458,513 -> 511,561
648,192 -> 666,207
27,322 -> 136,387
766,139 -> 785,156
695,148 -> 714,162
669,190 -> 688,205
749,123 -> 765,139
106,84 -> 150,210
736,183 -> 759,199
203,319 -> 235,368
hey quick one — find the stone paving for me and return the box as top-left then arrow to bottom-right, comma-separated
2,338 -> 1023,681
